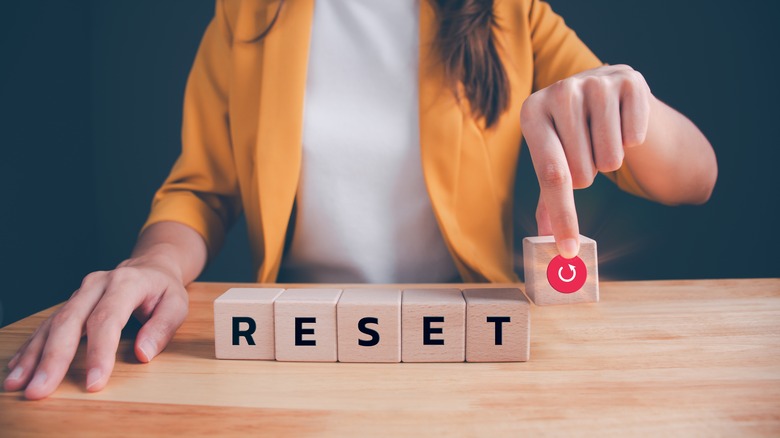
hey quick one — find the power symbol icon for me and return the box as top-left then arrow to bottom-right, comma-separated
547,255 -> 587,294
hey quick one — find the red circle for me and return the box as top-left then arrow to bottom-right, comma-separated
546,255 -> 587,294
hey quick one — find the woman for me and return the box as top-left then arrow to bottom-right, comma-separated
5,0 -> 716,400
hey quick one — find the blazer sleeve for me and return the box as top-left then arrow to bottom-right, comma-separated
526,0 -> 650,199
139,0 -> 242,256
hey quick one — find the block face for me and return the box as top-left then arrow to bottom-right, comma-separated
214,288 -> 284,360
274,289 -> 342,362
401,289 -> 466,362
523,235 -> 599,306
337,289 -> 402,363
463,288 -> 530,362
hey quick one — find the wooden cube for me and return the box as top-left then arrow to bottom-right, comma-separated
214,288 -> 284,360
522,235 -> 599,306
337,288 -> 402,363
401,288 -> 465,362
274,288 -> 342,362
462,288 -> 530,362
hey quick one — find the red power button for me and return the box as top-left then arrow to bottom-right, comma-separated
546,255 -> 587,294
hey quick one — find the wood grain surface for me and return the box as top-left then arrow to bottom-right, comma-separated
1,279 -> 779,437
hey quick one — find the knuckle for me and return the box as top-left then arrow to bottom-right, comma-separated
51,309 -> 78,329
583,77 -> 612,100
81,271 -> 105,288
625,70 -> 647,92
108,266 -> 140,286
535,208 -> 546,224
628,69 -> 645,83
571,169 -> 597,189
551,211 -> 578,233
170,295 -> 190,320
86,308 -> 115,333
550,81 -> 575,109
596,154 -> 624,172
149,319 -> 176,341
174,292 -> 189,308
520,94 -> 542,122
539,163 -> 570,189
550,78 -> 568,94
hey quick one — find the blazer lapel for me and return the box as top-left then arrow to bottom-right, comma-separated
253,0 -> 314,281
418,1 -> 484,281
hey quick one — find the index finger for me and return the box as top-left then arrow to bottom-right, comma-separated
522,108 -> 581,258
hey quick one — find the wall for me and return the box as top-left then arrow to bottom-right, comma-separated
89,0 -> 254,284
0,1 -> 96,326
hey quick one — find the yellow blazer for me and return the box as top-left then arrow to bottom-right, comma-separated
141,0 -> 643,283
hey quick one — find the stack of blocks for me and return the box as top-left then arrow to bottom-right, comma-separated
215,287 -> 530,363
213,234 -> 598,363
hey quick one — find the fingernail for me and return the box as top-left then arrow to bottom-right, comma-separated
28,371 -> 47,389
560,238 -> 579,259
86,368 -> 102,390
6,366 -> 23,382
138,340 -> 156,362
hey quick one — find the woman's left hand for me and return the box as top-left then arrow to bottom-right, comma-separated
520,64 -> 652,258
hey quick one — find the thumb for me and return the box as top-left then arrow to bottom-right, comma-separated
535,197 -> 553,236
134,291 -> 188,363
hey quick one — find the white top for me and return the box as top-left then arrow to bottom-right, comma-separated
278,0 -> 459,283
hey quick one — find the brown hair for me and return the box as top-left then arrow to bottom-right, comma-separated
256,0 -> 508,128
433,0 -> 508,128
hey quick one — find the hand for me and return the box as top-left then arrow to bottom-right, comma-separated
3,255 -> 189,400
520,64 -> 652,257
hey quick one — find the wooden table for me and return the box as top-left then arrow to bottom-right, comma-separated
1,279 -> 779,436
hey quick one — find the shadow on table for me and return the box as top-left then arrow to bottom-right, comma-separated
118,318 -> 215,361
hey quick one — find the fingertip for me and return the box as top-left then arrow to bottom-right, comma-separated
3,380 -> 17,393
3,366 -> 24,392
23,371 -> 51,400
135,347 -> 150,364
559,238 -> 580,259
84,355 -> 116,393
86,368 -> 106,392
135,339 -> 157,364
24,387 -> 48,400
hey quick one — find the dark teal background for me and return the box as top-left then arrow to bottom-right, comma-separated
1,0 -> 778,327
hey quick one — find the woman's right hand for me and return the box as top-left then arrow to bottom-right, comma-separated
3,253 -> 189,400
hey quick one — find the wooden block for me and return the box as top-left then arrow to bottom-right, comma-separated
462,288 -> 530,362
274,288 -> 342,362
401,288 -> 465,362
522,235 -> 599,306
337,289 -> 402,363
214,288 -> 284,360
